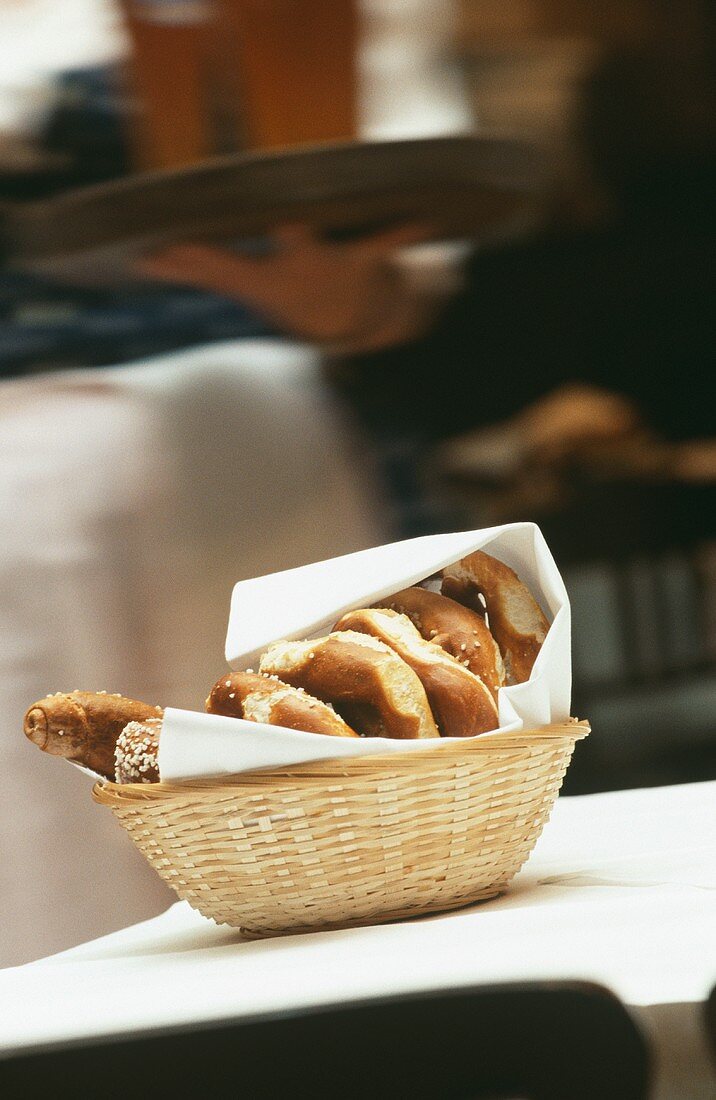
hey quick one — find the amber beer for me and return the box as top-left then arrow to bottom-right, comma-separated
120,0 -> 215,170
213,0 -> 357,149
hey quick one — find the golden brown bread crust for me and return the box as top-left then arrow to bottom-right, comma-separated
115,718 -> 162,784
259,631 -> 440,739
441,551 -> 549,685
242,687 -> 359,737
117,675 -> 357,784
206,671 -> 358,737
206,671 -> 282,718
333,607 -> 498,737
23,691 -> 163,779
373,586 -> 505,700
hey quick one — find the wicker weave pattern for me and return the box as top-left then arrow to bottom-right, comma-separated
94,722 -> 588,936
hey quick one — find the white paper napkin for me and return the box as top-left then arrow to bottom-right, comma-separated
157,522 -> 571,781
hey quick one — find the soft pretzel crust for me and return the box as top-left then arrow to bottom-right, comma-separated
206,670 -> 277,717
23,691 -> 163,778
441,551 -> 549,685
259,631 -> 439,740
115,718 -> 162,784
243,686 -> 359,737
373,586 -> 504,700
206,671 -> 358,738
334,607 -> 498,737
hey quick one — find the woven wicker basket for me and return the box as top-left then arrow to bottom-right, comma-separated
94,720 -> 588,937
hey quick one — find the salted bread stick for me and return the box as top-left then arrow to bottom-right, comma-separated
24,691 -> 163,779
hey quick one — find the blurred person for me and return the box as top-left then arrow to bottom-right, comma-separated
0,0 -> 473,966
137,222 -> 449,354
0,345 -> 389,967
326,8 -> 716,532
136,5 -> 716,547
0,0 -> 466,379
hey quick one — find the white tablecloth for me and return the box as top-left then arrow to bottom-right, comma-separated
1,780 -> 714,1097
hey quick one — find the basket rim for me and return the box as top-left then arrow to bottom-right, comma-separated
93,719 -> 589,806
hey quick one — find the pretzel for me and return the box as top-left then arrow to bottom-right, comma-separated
441,551 -> 549,684
373,586 -> 504,700
206,670 -> 358,738
23,691 -> 163,779
259,631 -> 439,740
115,718 -> 162,784
333,607 -> 498,737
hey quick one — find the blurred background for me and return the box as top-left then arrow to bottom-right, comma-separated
1,0 -> 714,966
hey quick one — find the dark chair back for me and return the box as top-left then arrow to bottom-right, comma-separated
0,980 -> 649,1099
